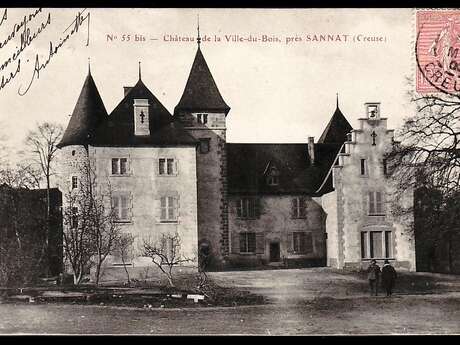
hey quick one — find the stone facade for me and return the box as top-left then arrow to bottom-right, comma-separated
57,44 -> 417,275
228,195 -> 326,267
89,146 -> 198,265
322,103 -> 416,271
175,111 -> 229,269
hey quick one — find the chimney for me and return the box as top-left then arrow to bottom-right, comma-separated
123,86 -> 133,97
308,136 -> 315,165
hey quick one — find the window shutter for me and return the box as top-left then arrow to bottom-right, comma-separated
376,192 -> 383,214
300,197 -> 307,218
175,196 -> 180,220
291,198 -> 297,218
128,193 -> 133,220
112,158 -> 118,174
113,196 -> 119,219
305,232 -> 313,253
160,196 -> 167,220
239,233 -> 246,253
236,199 -> 242,218
382,192 -> 386,214
369,192 -> 375,214
175,159 -> 179,175
121,195 -> 129,220
231,232 -> 240,254
167,196 -> 175,220
254,198 -> 260,218
287,232 -> 294,253
256,233 -> 265,254
158,159 -> 165,175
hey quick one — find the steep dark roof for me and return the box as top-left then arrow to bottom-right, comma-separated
318,106 -> 353,144
91,78 -> 197,146
174,47 -> 230,114
58,72 -> 108,148
227,143 -> 341,195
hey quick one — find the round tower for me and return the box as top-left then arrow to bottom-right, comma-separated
174,38 -> 231,269
56,65 -> 108,229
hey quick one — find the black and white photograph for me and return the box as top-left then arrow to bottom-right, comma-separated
0,7 -> 459,335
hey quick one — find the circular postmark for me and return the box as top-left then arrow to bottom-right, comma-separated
415,10 -> 460,97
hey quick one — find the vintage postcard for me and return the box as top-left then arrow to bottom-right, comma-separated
0,8 -> 459,335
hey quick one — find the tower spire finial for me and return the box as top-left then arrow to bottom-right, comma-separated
88,57 -> 91,75
138,61 -> 142,80
197,14 -> 201,47
336,92 -> 339,108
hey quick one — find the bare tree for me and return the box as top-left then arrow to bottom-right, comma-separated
141,232 -> 193,288
114,233 -> 135,285
387,94 -> 460,196
62,187 -> 94,285
386,92 -> 460,272
0,164 -> 41,190
62,159 -> 122,285
24,122 -> 63,274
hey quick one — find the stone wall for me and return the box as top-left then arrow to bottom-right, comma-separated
228,194 -> 326,267
323,113 -> 416,271
178,111 -> 228,269
88,146 -> 198,264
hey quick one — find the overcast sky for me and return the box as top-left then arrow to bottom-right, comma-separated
0,8 -> 415,158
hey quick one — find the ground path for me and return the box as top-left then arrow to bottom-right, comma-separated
1,268 -> 459,335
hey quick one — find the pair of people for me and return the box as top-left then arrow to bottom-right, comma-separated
367,259 -> 397,296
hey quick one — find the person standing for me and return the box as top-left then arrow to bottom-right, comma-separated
367,259 -> 381,296
381,260 -> 397,297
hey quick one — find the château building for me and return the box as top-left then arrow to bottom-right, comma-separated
56,37 -> 416,279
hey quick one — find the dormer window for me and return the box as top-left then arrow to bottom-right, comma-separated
134,99 -> 150,136
197,113 -> 208,125
266,167 -> 279,186
365,102 -> 381,120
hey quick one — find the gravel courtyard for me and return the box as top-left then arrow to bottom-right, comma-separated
1,268 -> 459,335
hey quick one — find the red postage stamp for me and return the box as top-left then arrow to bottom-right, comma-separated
416,10 -> 460,95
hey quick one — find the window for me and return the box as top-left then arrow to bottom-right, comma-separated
366,104 -> 379,119
383,159 -> 388,176
71,150 -> 76,156
71,176 -> 78,189
112,158 -> 129,175
199,138 -> 210,154
197,113 -> 208,124
159,158 -> 177,176
160,196 -> 178,222
292,197 -> 307,218
291,232 -> 313,254
236,198 -> 259,219
266,175 -> 279,185
266,167 -> 279,186
368,191 -> 385,215
361,231 -> 393,259
112,194 -> 131,222
360,159 -> 368,176
239,232 -> 256,253
70,207 -> 78,228
346,132 -> 352,142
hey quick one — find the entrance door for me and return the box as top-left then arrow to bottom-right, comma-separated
269,242 -> 280,262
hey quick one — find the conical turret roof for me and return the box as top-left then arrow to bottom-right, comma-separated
318,102 -> 353,144
58,71 -> 108,148
174,47 -> 230,114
